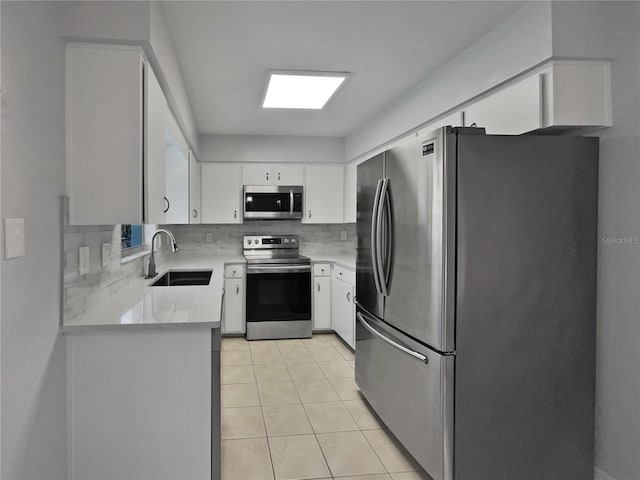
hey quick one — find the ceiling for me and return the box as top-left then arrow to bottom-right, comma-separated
162,1 -> 525,138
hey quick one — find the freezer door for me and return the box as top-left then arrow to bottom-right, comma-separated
382,128 -> 456,352
356,153 -> 385,318
355,309 -> 454,480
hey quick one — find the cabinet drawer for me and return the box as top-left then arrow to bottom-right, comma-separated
313,263 -> 331,277
224,264 -> 244,278
333,265 -> 355,285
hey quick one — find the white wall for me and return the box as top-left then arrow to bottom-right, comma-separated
345,1 -> 553,160
1,2 -> 67,479
199,134 -> 345,164
550,3 -> 640,480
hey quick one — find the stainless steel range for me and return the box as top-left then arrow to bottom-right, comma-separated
244,235 -> 312,340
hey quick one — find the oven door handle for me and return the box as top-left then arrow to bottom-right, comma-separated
247,265 -> 312,274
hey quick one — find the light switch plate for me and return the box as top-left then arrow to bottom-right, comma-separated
101,243 -> 110,268
79,246 -> 90,275
206,232 -> 213,243
4,218 -> 25,259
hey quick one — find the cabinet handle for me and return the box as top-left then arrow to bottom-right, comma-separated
163,197 -> 170,213
234,210 -> 238,219
339,271 -> 343,277
346,291 -> 351,302
232,269 -> 237,275
321,268 -> 325,274
236,285 -> 240,294
317,282 -> 321,292
192,209 -> 198,218
308,210 -> 312,219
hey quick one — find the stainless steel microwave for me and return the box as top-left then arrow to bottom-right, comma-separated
243,186 -> 304,220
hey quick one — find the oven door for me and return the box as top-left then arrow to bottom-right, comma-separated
246,264 -> 311,322
244,186 -> 303,219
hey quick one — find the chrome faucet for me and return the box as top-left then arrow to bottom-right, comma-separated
146,229 -> 179,278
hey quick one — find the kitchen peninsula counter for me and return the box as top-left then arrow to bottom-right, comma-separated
61,252 -> 245,333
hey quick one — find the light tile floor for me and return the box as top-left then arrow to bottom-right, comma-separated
221,333 -> 431,480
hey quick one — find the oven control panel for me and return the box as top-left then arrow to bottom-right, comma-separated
244,235 -> 298,250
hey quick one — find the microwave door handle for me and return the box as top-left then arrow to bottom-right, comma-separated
290,189 -> 294,216
371,179 -> 384,294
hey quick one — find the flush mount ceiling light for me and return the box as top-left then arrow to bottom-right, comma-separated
262,71 -> 349,109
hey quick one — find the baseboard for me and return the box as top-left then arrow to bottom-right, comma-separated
594,466 -> 617,480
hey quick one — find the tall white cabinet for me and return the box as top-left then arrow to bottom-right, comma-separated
201,164 -> 242,224
66,43 -> 194,225
303,165 -> 344,224
189,152 -> 202,224
66,44 -> 146,225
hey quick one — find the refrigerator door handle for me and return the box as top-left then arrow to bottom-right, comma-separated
371,179 -> 384,294
382,178 -> 395,294
376,178 -> 393,296
357,312 -> 428,363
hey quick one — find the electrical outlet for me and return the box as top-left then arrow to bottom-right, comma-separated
206,232 -> 213,243
79,246 -> 90,275
101,243 -> 110,268
340,230 -> 347,241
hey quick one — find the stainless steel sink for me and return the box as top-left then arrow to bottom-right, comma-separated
149,269 -> 213,287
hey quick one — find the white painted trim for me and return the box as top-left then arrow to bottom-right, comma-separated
595,466 -> 618,480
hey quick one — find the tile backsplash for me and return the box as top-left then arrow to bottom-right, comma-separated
162,221 -> 356,256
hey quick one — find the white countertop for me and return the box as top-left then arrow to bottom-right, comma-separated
62,250 -> 354,334
61,253 -> 244,333
304,251 -> 356,270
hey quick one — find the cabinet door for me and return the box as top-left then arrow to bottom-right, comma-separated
303,165 -> 344,224
274,165 -> 304,185
223,278 -> 245,334
331,278 -> 355,348
343,162 -> 357,223
201,164 -> 242,223
165,113 -> 190,224
464,75 -> 541,134
313,276 -> 331,330
242,164 -> 273,185
66,45 -> 144,225
189,152 -> 202,224
145,65 -> 168,224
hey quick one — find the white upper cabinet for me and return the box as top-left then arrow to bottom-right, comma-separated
242,164 -> 304,185
242,164 -> 272,185
189,152 -> 202,224
464,75 -> 542,135
66,43 -> 195,225
164,113 -> 190,224
540,61 -> 611,129
303,165 -> 344,224
463,60 -> 611,135
343,162 -> 357,224
272,164 -> 304,185
201,164 -> 242,224
145,65 -> 169,225
66,44 -> 146,225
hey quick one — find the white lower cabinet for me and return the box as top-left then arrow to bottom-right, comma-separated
313,276 -> 331,330
223,265 -> 245,334
67,329 -> 211,480
331,270 -> 355,348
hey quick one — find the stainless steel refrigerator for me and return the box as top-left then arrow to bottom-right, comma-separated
355,127 -> 598,480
